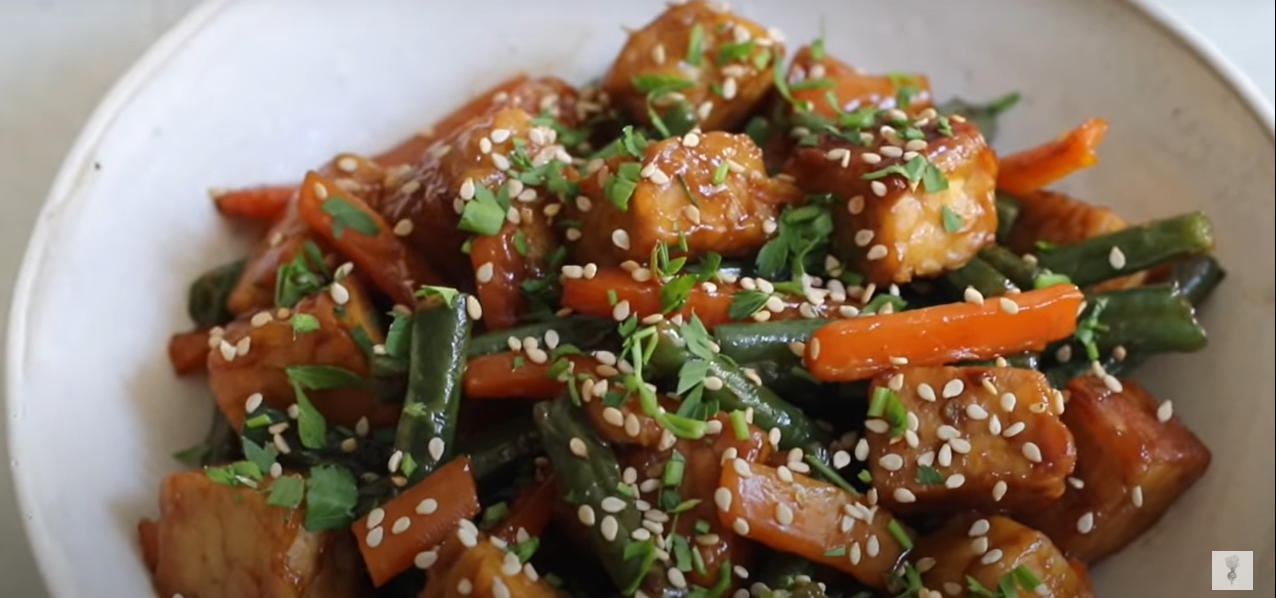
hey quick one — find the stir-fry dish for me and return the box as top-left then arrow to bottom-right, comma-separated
147,3 -> 1224,597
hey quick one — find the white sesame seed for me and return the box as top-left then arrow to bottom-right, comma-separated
1109,246 -> 1127,270
998,297 -> 1020,314
1002,421 -> 1026,438
935,425 -> 960,441
854,438 -> 870,461
1103,374 -> 1124,392
916,383 -> 937,402
387,450 -> 404,473
968,518 -> 990,537
704,375 -> 725,391
457,579 -> 473,595
611,229 -> 630,250
601,515 -> 620,541
569,437 -> 588,458
526,347 -> 549,364
233,335 -> 252,357
715,487 -> 733,512
809,338 -> 822,360
878,453 -> 905,471
366,507 -> 386,528
733,518 -> 750,535
244,392 -> 264,413
722,77 -> 739,100
428,437 -> 445,461
475,262 -> 494,284
949,438 -> 972,454
612,300 -> 631,322
992,480 -> 1008,501
849,542 -> 862,565
941,379 -> 965,398
988,414 -> 1002,435
354,416 -> 369,437
880,146 -> 903,159
458,177 -> 476,200
1068,476 -> 1086,489
847,195 -> 865,214
893,488 -> 917,503
945,473 -> 966,488
825,147 -> 851,163
966,404 -> 990,420
364,525 -> 385,548
1077,511 -> 1095,534
217,339 -> 236,362
1157,400 -> 1173,423
944,582 -> 963,596
269,462 -> 283,478
492,578 -> 510,598
392,516 -> 411,535
833,450 -> 851,469
999,392 -> 1018,412
505,206 -> 520,224
870,181 -> 888,197
1131,485 -> 1144,507
775,503 -> 795,526
853,229 -> 875,247
864,419 -> 889,434
414,498 -> 438,515
866,244 -> 888,260
411,549 -> 438,570
861,152 -> 882,165
971,535 -> 989,555
981,548 -> 1004,565
601,496 -> 627,513
577,504 -> 597,527
602,407 -> 624,427
465,295 -> 483,321
667,567 -> 688,589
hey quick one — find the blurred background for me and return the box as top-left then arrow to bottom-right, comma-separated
0,1 -> 1271,597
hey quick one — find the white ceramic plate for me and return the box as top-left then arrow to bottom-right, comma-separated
7,0 -> 1274,596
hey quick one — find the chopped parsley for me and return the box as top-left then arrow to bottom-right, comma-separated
383,311 -> 413,359
941,206 -> 964,233
754,202 -> 835,280
687,25 -> 705,66
1074,296 -> 1110,361
320,196 -> 380,238
457,181 -> 510,236
274,246 -> 328,308
285,365 -> 365,390
241,437 -> 276,474
290,313 -> 320,335
727,290 -> 770,320
1033,270 -> 1073,289
291,382 -> 328,449
862,155 -> 949,194
915,465 -> 945,485
303,464 -> 359,531
632,74 -> 695,137
966,565 -> 1044,598
266,475 -> 306,509
715,40 -> 754,65
937,91 -> 1021,143
604,162 -> 642,210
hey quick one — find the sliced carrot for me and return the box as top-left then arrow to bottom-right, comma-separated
210,185 -> 294,222
997,118 -> 1109,196
560,268 -> 860,329
425,538 -> 564,598
298,170 -> 443,307
463,352 -> 599,400
804,284 -> 1084,382
167,329 -> 210,376
491,475 -> 558,544
717,460 -> 910,590
137,519 -> 159,573
353,457 -> 480,587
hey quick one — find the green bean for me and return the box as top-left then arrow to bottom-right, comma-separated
533,399 -> 680,598
466,315 -> 615,357
995,192 -> 1021,244
1168,254 -> 1226,306
186,259 -> 245,328
647,322 -> 832,460
1036,212 -> 1214,287
393,287 -> 471,482
1044,353 -> 1148,389
462,419 -> 542,481
946,256 -> 1018,298
979,245 -> 1041,290
1090,285 -> 1207,355
714,319 -> 828,365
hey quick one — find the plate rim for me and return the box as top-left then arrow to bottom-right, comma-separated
5,0 -> 1273,596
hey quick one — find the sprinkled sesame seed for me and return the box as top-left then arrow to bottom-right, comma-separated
849,542 -> 862,565
775,503 -> 794,525
998,297 -> 1020,314
1000,392 -> 1018,412
917,451 -> 935,467
854,438 -> 870,461
968,518 -> 990,537
667,567 -> 688,589
363,525 -> 386,549
854,229 -> 875,247
942,379 -> 965,398
601,496 -> 627,513
340,438 -> 358,453
428,437 -> 446,461
217,339 -> 237,362
809,337 -> 822,360
722,77 -> 738,100
569,437 -> 588,458
944,582 -> 962,596
847,195 -> 865,214
966,404 -> 989,420
825,147 -> 851,163
917,383 -> 937,402
697,101 -> 714,120
866,244 -> 888,260
355,417 -> 369,437
864,419 -> 889,434
880,146 -> 903,158
478,138 -> 493,154
936,425 -> 960,441
269,462 -> 283,478
1002,422 -> 1026,438
981,548 -> 1004,565
611,229 -> 630,250
492,579 -> 510,598
612,300 -> 631,321
917,557 -> 936,573
457,579 -> 473,595
526,347 -> 549,364
1109,246 -> 1127,270
244,392 -> 264,413
949,437 -> 973,454
392,516 -> 411,534
1103,374 -> 1124,392
1131,485 -> 1144,507
414,498 -> 438,515
1157,400 -> 1173,423
971,535 -> 989,555
367,507 -> 386,528
234,335 -> 252,357
893,488 -> 917,503
312,182 -> 329,200
992,480 -> 1008,501
733,517 -> 750,535
1077,511 -> 1095,534
715,487 -> 733,511
988,414 -> 1002,435
945,473 -> 966,488
388,450 -> 404,473
878,453 -> 905,471
475,262 -> 494,284
414,549 -> 438,570
905,139 -> 929,151
870,181 -> 888,197
465,295 -> 483,320
505,206 -> 520,224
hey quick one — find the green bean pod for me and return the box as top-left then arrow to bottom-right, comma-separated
463,419 -> 543,482
186,259 -> 245,328
1036,212 -> 1214,287
995,192 -> 1021,244
1167,254 -> 1226,306
946,256 -> 1019,298
533,399 -> 682,598
1091,285 -> 1207,355
393,288 -> 471,482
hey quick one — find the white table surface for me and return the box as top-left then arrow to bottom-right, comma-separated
0,1 -> 1271,596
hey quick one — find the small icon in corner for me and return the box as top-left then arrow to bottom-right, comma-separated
1212,550 -> 1253,590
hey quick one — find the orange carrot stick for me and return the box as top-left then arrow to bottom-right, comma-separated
353,457 -> 480,587
210,185 -> 294,222
167,329 -> 210,376
297,171 -> 443,307
428,539 -> 565,598
804,284 -> 1084,382
560,268 -> 858,329
998,118 -> 1109,196
463,353 -> 599,400
491,475 -> 558,544
717,460 -> 910,590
